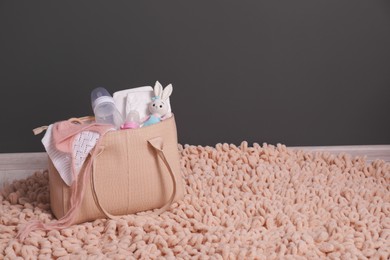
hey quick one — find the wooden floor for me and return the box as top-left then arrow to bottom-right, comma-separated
0,145 -> 389,187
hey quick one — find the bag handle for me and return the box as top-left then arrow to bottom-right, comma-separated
90,136 -> 178,219
32,116 -> 96,135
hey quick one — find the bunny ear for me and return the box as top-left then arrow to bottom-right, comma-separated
162,84 -> 173,100
154,81 -> 163,97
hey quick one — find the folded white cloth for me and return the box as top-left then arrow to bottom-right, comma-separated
113,86 -> 171,120
42,125 -> 71,185
113,86 -> 153,120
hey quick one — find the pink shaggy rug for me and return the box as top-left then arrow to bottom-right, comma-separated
1,143 -> 390,259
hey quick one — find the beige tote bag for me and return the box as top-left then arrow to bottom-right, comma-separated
49,115 -> 184,225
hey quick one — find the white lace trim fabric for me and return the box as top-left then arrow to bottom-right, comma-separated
73,131 -> 100,177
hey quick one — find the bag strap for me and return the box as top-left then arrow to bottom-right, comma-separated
90,136 -> 178,219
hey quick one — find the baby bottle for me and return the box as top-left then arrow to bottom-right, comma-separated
121,110 -> 140,129
91,87 -> 124,129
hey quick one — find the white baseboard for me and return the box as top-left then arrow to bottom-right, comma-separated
0,152 -> 47,188
290,145 -> 390,163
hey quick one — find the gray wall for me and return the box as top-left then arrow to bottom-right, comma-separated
1,1 -> 389,153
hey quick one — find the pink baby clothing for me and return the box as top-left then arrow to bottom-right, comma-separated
52,120 -> 113,154
17,120 -> 113,241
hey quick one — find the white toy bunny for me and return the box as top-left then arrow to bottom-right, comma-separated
142,81 -> 173,127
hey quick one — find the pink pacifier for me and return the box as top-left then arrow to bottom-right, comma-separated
120,110 -> 141,130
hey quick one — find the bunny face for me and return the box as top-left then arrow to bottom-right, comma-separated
148,81 -> 173,116
148,97 -> 169,115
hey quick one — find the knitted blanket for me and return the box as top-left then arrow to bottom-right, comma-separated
1,143 -> 389,259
